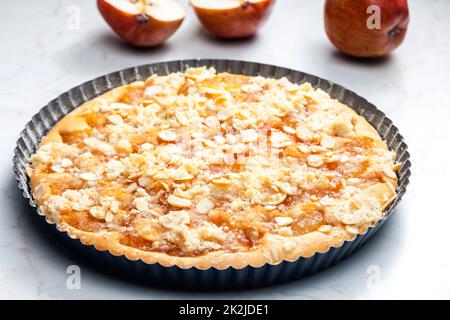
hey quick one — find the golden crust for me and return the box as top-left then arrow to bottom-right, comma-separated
27,68 -> 397,269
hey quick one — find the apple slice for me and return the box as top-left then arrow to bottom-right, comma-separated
191,0 -> 276,38
98,0 -> 185,47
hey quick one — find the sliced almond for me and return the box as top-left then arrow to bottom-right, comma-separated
83,137 -> 116,156
174,110 -> 189,125
345,225 -> 359,235
264,193 -> 287,206
332,117 -> 354,137
217,109 -> 232,121
138,176 -> 151,187
307,155 -> 323,167
107,114 -> 124,125
158,130 -> 177,142
212,178 -> 231,186
240,129 -> 258,142
274,216 -> 293,227
204,115 -> 220,128
318,225 -> 332,233
133,196 -> 151,212
213,135 -> 226,144
79,172 -> 99,181
241,84 -> 261,93
171,169 -> 194,181
276,226 -> 293,237
270,131 -> 292,148
60,158 -> 73,167
382,165 -> 397,179
89,206 -> 106,220
274,181 -> 297,195
320,135 -> 335,149
159,210 -> 190,229
196,198 -> 214,214
167,195 -> 192,208
226,134 -> 237,144
144,85 -> 163,97
296,126 -> 314,141
105,212 -> 114,223
282,126 -> 296,135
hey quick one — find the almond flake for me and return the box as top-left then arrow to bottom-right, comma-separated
138,176 -> 151,187
226,134 -> 237,145
307,155 -> 323,167
105,212 -> 114,223
274,181 -> 297,195
83,138 -> 116,156
296,126 -> 314,141
274,216 -> 293,226
318,225 -> 332,233
382,165 -> 397,179
282,126 -> 296,135
320,135 -> 335,149
212,178 -> 231,186
205,116 -> 220,128
332,117 -> 354,137
144,85 -> 162,97
79,172 -> 99,181
213,135 -> 226,144
89,206 -> 106,220
60,158 -> 73,167
345,225 -> 359,235
264,193 -> 287,206
159,210 -> 190,229
107,115 -> 124,125
270,131 -> 292,148
240,129 -> 258,142
167,195 -> 192,208
174,110 -> 189,125
196,198 -> 214,214
241,84 -> 261,93
158,130 -> 177,142
217,109 -> 232,121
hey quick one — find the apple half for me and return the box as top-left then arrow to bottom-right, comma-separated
191,0 -> 276,38
98,0 -> 185,47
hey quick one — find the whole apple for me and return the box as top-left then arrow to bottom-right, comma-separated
324,0 -> 409,57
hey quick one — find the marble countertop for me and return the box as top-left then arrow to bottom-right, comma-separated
1,0 -> 449,299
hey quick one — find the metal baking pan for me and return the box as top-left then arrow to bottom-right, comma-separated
13,59 -> 411,290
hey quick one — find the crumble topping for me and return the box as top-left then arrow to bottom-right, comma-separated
27,67 -> 398,257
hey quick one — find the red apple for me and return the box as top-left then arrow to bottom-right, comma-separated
191,0 -> 276,38
97,0 -> 185,47
324,0 -> 409,57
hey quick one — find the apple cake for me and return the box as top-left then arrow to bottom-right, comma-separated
26,67 -> 398,269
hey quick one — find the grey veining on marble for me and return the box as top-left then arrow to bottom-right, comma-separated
1,0 -> 449,299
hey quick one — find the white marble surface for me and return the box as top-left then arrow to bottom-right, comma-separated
1,0 -> 449,300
